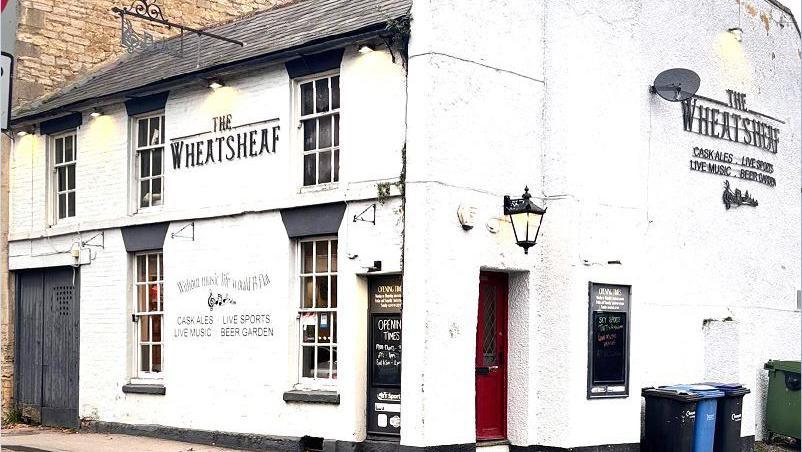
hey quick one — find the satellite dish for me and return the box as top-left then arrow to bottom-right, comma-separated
652,68 -> 700,102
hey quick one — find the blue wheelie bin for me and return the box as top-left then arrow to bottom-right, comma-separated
663,384 -> 725,452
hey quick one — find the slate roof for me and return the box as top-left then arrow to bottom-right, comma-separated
12,0 -> 412,123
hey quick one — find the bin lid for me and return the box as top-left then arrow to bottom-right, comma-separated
642,387 -> 701,402
662,384 -> 725,399
698,382 -> 751,396
764,360 -> 801,374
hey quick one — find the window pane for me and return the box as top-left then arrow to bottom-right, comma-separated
331,240 -> 338,272
139,315 -> 149,341
159,254 -> 164,279
318,150 -> 332,184
303,119 -> 316,151
149,118 -> 160,146
302,242 -> 313,273
148,284 -> 158,312
158,283 -> 164,309
318,116 -> 332,149
301,276 -> 313,308
331,76 -> 340,110
136,285 -> 147,313
315,276 -> 328,308
303,154 -> 316,186
160,117 -> 165,144
317,312 -> 331,343
303,324 -> 315,343
57,194 -> 66,219
137,255 -> 146,282
152,148 -> 163,175
333,313 -> 337,343
331,347 -> 337,379
301,82 -> 314,116
316,346 -> 331,378
315,78 -> 329,113
64,137 -> 74,162
67,192 -> 75,217
140,150 -> 151,178
333,149 -> 339,182
148,254 -> 158,281
140,345 -> 150,372
138,119 -> 148,147
152,315 -> 162,342
151,179 -> 162,206
55,139 -> 63,163
57,167 -> 66,191
333,114 -> 339,146
140,180 -> 150,208
315,241 -> 328,272
151,345 -> 162,372
331,277 -> 337,308
302,346 -> 315,378
67,165 -> 75,190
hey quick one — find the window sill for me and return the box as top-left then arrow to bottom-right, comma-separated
298,182 -> 340,194
122,383 -> 166,395
282,390 -> 339,404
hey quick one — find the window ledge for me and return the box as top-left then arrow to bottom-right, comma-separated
282,390 -> 339,404
122,383 -> 166,395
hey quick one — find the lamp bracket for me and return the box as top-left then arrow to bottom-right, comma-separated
81,231 -> 105,249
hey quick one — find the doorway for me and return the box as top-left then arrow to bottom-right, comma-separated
16,267 -> 80,428
475,271 -> 508,441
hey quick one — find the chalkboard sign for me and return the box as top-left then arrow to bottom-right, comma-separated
587,283 -> 631,399
592,311 -> 626,383
372,315 -> 402,386
367,275 -> 402,436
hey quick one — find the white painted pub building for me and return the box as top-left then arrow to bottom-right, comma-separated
5,0 -> 801,450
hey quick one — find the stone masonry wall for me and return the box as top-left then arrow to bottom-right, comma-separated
13,0 -> 293,106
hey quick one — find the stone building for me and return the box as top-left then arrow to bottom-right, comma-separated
3,0 -> 801,450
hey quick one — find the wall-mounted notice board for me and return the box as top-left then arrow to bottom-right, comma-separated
587,282 -> 631,399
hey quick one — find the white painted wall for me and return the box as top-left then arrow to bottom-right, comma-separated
403,0 -> 800,448
8,45 -> 407,440
9,46 -> 406,240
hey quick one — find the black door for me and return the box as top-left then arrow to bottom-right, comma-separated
16,267 -> 80,428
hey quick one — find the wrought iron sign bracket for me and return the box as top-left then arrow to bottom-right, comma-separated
353,204 -> 377,225
112,0 -> 244,57
171,221 -> 195,241
81,231 -> 105,249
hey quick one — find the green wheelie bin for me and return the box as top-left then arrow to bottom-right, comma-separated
764,360 -> 800,442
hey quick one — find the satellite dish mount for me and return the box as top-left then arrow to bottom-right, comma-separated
651,68 -> 701,102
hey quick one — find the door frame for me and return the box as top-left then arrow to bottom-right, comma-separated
475,271 -> 509,441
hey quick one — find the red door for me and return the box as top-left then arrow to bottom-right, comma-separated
475,272 -> 508,440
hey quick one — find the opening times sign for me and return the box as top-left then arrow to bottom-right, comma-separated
587,282 -> 631,399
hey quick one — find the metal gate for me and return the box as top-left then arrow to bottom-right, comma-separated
16,267 -> 80,428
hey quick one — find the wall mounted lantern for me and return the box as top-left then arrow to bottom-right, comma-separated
207,78 -> 224,90
503,186 -> 546,254
90,107 -> 104,118
728,27 -> 743,42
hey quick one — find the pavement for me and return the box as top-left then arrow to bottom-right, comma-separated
1,425 -> 246,452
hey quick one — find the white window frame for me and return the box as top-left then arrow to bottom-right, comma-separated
296,237 -> 338,388
132,112 -> 165,211
132,250 -> 164,381
294,72 -> 340,189
50,130 -> 77,222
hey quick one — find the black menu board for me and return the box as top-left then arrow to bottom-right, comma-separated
587,283 -> 631,399
367,276 -> 402,436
